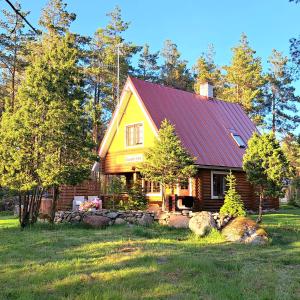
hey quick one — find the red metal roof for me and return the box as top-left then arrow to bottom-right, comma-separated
129,76 -> 257,169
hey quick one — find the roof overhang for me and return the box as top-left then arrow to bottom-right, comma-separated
196,164 -> 243,171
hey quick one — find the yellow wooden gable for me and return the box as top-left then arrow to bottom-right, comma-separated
100,78 -> 158,174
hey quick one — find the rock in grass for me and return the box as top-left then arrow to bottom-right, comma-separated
115,218 -> 126,225
137,214 -> 154,227
168,215 -> 190,229
189,211 -> 217,237
83,215 -> 110,228
106,212 -> 118,219
222,216 -> 268,245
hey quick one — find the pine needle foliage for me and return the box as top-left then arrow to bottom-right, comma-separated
243,132 -> 294,222
222,33 -> 265,124
220,171 -> 246,217
0,5 -> 95,226
140,119 -> 197,209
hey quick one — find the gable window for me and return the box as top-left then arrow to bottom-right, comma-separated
211,171 -> 228,199
126,123 -> 143,147
231,133 -> 246,148
144,181 -> 161,194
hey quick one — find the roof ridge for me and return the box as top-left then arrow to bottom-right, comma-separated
129,76 -> 240,106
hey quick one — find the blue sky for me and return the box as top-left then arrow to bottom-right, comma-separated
11,0 -> 299,72
2,0 -> 300,133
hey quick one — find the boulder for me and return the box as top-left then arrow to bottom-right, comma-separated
106,212 -> 119,219
222,216 -> 268,245
115,218 -> 127,225
189,211 -> 217,237
168,215 -> 190,229
74,215 -> 81,222
83,215 -> 110,228
137,214 -> 154,226
154,211 -> 169,221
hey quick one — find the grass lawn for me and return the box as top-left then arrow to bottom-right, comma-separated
0,207 -> 299,300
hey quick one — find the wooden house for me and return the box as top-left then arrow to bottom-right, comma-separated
99,77 -> 279,211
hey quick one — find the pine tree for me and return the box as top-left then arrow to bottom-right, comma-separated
243,132 -> 294,223
220,171 -> 246,217
0,1 -> 34,114
89,6 -> 140,115
136,43 -> 160,82
160,40 -> 193,91
85,6 -> 139,150
38,0 -> 76,36
0,2 -> 94,227
264,49 -> 300,134
140,119 -> 197,210
193,44 -> 223,97
222,33 -> 265,124
282,134 -> 300,176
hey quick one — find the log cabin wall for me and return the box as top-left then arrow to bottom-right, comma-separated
194,169 -> 279,212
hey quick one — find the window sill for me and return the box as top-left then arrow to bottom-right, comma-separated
125,144 -> 144,149
146,193 -> 161,197
211,196 -> 225,200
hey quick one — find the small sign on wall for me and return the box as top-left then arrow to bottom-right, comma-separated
124,154 -> 144,163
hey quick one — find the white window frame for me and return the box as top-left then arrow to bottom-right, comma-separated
142,179 -> 162,197
211,171 -> 229,199
231,133 -> 246,148
176,178 -> 193,196
125,122 -> 144,148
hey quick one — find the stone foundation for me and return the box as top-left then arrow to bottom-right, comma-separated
54,209 -> 232,229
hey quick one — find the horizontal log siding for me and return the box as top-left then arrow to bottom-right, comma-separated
196,169 -> 279,212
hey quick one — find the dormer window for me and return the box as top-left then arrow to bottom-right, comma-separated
231,133 -> 246,148
126,123 -> 143,147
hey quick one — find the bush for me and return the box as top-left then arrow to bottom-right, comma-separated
220,171 -> 246,217
288,177 -> 300,207
120,180 -> 147,210
107,176 -> 126,209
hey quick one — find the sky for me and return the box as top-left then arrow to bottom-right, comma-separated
1,0 -> 300,132
7,0 -> 299,70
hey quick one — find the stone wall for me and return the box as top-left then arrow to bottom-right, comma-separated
54,209 -> 231,229
53,209 -> 269,245
154,210 -> 232,229
54,210 -> 155,226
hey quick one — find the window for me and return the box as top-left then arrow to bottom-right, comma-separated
126,123 -> 143,147
144,181 -> 160,194
180,182 -> 189,190
231,133 -> 246,148
211,172 -> 228,199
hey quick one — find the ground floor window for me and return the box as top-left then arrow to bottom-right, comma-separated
144,180 -> 161,194
180,182 -> 189,190
211,171 -> 228,199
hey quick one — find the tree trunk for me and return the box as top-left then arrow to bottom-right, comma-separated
272,96 -> 276,134
20,193 -> 30,228
50,185 -> 59,223
161,185 -> 166,211
19,187 -> 44,228
18,194 -> 22,224
256,189 -> 264,223
31,187 -> 44,224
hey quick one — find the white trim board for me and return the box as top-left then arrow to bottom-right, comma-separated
210,170 -> 229,200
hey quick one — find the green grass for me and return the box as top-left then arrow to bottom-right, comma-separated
0,207 -> 299,300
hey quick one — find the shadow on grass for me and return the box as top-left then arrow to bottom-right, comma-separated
0,208 -> 300,300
